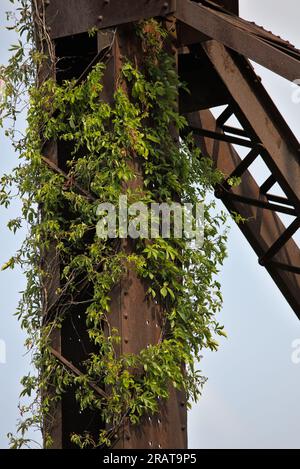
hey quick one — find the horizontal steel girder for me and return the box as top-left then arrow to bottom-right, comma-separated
45,0 -> 300,84
45,0 -> 177,38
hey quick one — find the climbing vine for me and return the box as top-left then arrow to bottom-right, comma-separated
1,1 -> 228,449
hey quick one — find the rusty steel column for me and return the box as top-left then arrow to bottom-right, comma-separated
39,0 -> 187,449
101,23 -> 187,450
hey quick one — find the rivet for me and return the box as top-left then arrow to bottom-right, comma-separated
181,426 -> 186,431
104,0 -> 110,4
163,2 -> 169,9
98,15 -> 104,22
124,314 -> 128,319
125,434 -> 130,441
124,338 -> 129,344
180,401 -> 185,407
45,0 -> 50,5
47,26 -> 51,32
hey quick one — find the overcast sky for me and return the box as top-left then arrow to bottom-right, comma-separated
0,0 -> 300,449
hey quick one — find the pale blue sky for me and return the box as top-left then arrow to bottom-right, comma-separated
0,0 -> 299,449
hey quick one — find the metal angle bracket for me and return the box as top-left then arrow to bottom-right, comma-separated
45,0 -> 177,39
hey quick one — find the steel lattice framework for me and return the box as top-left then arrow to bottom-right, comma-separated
39,0 -> 300,449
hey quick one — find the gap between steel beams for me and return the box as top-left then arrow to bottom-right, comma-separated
187,110 -> 300,317
259,218 -> 300,266
50,348 -> 108,399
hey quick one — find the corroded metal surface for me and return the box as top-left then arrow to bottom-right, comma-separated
175,0 -> 300,82
46,0 -> 177,39
107,26 -> 187,449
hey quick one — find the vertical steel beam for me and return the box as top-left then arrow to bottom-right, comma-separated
40,4 -> 187,448
103,23 -> 187,450
41,142 -> 63,448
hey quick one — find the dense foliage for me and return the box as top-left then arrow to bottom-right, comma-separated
0,1 -> 228,448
